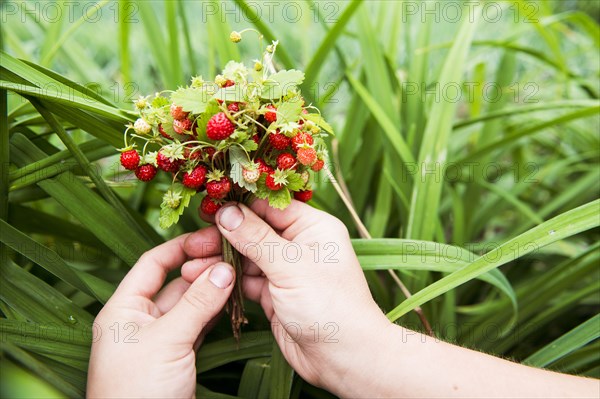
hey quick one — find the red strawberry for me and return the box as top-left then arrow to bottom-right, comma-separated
203,147 -> 216,161
206,112 -> 235,140
294,190 -> 313,202
265,172 -> 283,191
291,131 -> 313,151
252,133 -> 260,144
264,104 -> 277,123
269,131 -> 291,150
173,118 -> 193,134
184,145 -> 202,161
297,146 -> 317,166
135,164 -> 157,181
158,124 -> 172,139
311,159 -> 325,172
256,159 -> 273,175
227,102 -> 240,113
200,196 -> 222,215
206,176 -> 232,199
157,151 -> 183,173
120,149 -> 140,170
223,79 -> 235,87
277,153 -> 296,170
182,165 -> 207,189
170,104 -> 189,120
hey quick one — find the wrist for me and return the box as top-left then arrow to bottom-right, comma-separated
317,308 -> 400,397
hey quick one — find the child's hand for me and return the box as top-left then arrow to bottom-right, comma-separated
87,235 -> 235,398
185,200 -> 392,395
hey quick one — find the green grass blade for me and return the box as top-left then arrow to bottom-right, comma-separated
406,7 -> 480,241
525,315 -> 600,368
269,342 -> 293,399
387,199 -> 600,321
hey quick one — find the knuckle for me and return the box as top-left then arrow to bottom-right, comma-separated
183,289 -> 218,311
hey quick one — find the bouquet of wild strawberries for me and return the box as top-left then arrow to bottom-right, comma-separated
118,32 -> 332,338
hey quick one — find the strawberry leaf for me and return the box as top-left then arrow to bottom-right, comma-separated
229,146 -> 257,192
285,171 -> 305,191
214,85 -> 246,102
276,101 -> 303,124
268,187 -> 291,209
159,184 -> 196,229
151,96 -> 170,108
261,70 -> 305,99
241,138 -> 258,152
255,174 -> 269,199
171,87 -> 210,114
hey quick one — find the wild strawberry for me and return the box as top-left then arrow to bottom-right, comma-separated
277,153 -> 296,170
265,172 -> 283,191
224,79 -> 235,87
291,131 -> 313,151
207,112 -> 235,140
120,149 -> 140,170
133,118 -> 152,135
227,102 -> 239,113
256,159 -> 273,175
182,165 -> 207,189
203,147 -> 216,161
170,104 -> 189,120
135,164 -> 157,181
294,190 -> 313,202
200,196 -> 222,215
173,118 -> 193,134
157,150 -> 184,173
296,146 -> 317,166
311,159 -> 325,172
252,134 -> 260,144
264,104 -> 277,123
300,170 -> 310,184
184,145 -> 202,161
158,124 -> 172,139
242,163 -> 260,183
206,176 -> 232,199
269,131 -> 291,150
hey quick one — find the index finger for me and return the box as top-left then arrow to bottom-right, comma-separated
248,198 -> 334,240
112,234 -> 190,299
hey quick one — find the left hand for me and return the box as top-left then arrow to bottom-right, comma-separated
87,229 -> 234,399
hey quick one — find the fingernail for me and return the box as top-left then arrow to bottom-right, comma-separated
209,263 -> 234,289
218,205 -> 244,231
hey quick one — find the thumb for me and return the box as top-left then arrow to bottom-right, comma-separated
157,262 -> 234,344
216,203 -> 289,280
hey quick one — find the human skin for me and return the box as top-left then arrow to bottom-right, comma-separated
87,199 -> 599,398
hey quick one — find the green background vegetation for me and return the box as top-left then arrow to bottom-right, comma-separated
1,0 -> 599,397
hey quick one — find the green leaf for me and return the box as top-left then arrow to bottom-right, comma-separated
524,315 -> 600,368
214,86 -> 245,102
159,184 -> 196,229
276,101 -> 303,124
268,188 -> 291,210
386,199 -> 600,322
229,146 -> 256,192
285,172 -> 305,192
254,174 -> 269,200
170,87 -> 210,114
261,70 -> 305,100
269,342 -> 294,398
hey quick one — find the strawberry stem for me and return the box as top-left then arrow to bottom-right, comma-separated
221,235 -> 246,342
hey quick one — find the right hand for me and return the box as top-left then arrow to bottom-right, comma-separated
183,200 -> 393,395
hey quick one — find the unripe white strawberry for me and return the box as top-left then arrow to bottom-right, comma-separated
133,118 -> 151,134
242,163 -> 260,183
